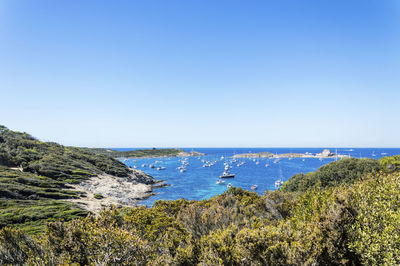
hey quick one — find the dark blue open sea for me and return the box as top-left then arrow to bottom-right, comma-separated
115,148 -> 400,206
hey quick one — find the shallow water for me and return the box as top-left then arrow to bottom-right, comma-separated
116,148 -> 400,206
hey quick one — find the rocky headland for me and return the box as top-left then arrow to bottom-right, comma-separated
67,169 -> 165,213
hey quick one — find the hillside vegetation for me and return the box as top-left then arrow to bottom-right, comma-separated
81,147 -> 187,158
1,144 -> 400,264
0,126 -> 132,181
0,125 -> 143,234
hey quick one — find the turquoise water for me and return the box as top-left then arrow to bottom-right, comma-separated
116,148 -> 400,206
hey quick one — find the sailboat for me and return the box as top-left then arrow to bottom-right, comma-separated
275,165 -> 284,188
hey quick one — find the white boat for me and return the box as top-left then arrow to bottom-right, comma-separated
255,161 -> 259,165
141,164 -> 147,167
275,180 -> 283,187
265,164 -> 269,167
149,164 -> 155,168
250,185 -> 258,190
275,166 -> 284,188
227,183 -> 232,188
157,167 -> 166,170
216,180 -> 225,185
273,159 -> 280,164
219,170 -> 235,178
180,168 -> 186,173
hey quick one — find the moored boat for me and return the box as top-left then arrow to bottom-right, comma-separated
219,169 -> 235,178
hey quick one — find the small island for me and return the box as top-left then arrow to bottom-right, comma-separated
234,149 -> 350,159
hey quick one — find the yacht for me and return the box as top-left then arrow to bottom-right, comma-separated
219,170 -> 235,178
157,167 -> 166,170
216,180 -> 226,185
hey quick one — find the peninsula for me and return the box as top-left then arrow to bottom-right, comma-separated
233,149 -> 350,159
81,147 -> 204,158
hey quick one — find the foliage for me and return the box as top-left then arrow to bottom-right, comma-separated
81,147 -> 186,158
281,157 -> 381,192
348,172 -> 400,265
379,155 -> 400,172
0,126 -> 132,181
93,193 -> 103,199
1,169 -> 400,265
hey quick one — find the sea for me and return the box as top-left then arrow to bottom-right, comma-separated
115,148 -> 400,206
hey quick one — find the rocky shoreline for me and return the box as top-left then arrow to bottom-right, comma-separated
66,169 -> 165,213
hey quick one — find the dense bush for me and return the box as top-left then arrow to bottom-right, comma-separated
379,155 -> 400,172
281,158 -> 381,192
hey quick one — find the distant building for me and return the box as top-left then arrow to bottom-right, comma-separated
317,149 -> 334,157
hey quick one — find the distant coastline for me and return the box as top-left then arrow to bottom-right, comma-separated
81,147 -> 205,159
121,150 -> 205,159
234,149 -> 350,159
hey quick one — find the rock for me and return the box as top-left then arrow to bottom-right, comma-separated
129,169 -> 156,184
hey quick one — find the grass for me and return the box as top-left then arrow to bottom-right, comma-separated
0,199 -> 88,235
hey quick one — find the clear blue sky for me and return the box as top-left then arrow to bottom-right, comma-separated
0,0 -> 399,147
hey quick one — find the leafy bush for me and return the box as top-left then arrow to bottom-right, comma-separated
379,155 -> 400,172
281,158 -> 381,192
